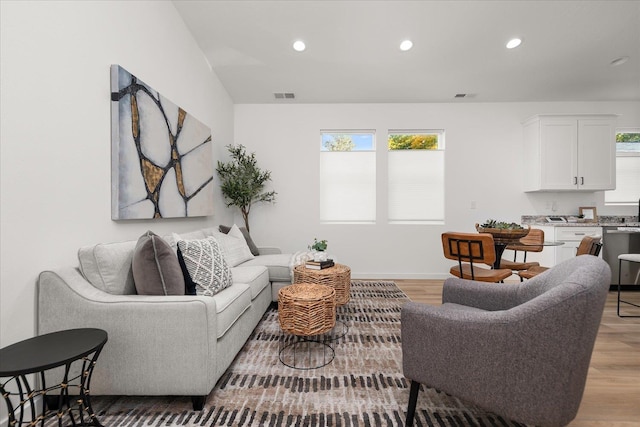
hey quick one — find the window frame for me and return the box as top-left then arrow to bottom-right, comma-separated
319,130 -> 377,224
605,128 -> 640,206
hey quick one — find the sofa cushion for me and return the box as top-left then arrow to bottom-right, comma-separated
78,240 -> 137,295
219,224 -> 260,256
240,254 -> 292,282
132,231 -> 185,295
177,237 -> 233,296
211,283 -> 252,338
230,265 -> 270,300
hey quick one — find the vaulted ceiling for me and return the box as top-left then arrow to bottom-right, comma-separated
173,0 -> 640,104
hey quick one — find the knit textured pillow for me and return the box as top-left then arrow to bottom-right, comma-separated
177,237 -> 233,296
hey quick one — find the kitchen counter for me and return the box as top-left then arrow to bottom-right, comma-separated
522,215 -> 640,227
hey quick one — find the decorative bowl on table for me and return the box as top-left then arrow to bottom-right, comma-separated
475,221 -> 530,242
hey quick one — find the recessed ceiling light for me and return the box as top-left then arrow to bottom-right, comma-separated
506,38 -> 522,49
400,40 -> 413,51
610,56 -> 629,66
293,40 -> 306,52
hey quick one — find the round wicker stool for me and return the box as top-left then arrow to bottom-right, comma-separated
278,283 -> 336,336
293,263 -> 351,305
278,283 -> 336,369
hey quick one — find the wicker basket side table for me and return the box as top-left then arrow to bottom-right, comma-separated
278,283 -> 336,336
293,263 -> 351,305
278,284 -> 336,369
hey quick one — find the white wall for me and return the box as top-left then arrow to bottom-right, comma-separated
235,102 -> 640,279
1,1 -> 638,349
0,1 -> 234,348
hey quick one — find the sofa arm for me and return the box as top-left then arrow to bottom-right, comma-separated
258,246 -> 282,255
37,268 -> 218,396
441,277 -> 521,310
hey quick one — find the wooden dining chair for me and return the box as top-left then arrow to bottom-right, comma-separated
441,232 -> 513,282
499,228 -> 544,273
519,235 -> 603,280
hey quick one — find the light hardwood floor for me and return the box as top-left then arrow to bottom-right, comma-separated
393,279 -> 640,427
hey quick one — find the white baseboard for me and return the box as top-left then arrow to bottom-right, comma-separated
351,272 -> 523,283
351,272 -> 451,280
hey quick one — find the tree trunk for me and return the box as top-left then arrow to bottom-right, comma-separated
241,208 -> 250,233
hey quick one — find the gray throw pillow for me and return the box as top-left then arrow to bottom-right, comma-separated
132,231 -> 185,295
177,236 -> 233,296
219,224 -> 260,256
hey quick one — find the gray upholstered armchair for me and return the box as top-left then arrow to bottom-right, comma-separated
402,255 -> 611,426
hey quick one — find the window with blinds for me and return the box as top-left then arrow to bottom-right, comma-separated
319,131 -> 376,223
387,131 -> 445,224
605,131 -> 640,205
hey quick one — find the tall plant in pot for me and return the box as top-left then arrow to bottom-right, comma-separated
216,144 -> 277,232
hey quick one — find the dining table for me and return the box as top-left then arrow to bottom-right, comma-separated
475,225 -> 564,269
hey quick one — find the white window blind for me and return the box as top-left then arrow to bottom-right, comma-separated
388,150 -> 444,223
605,155 -> 640,204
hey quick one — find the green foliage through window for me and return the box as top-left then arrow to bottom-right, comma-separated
324,134 -> 355,151
616,132 -> 640,142
388,133 -> 439,150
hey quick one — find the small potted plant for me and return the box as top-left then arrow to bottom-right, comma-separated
309,238 -> 328,261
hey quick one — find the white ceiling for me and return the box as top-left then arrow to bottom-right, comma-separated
173,0 -> 640,104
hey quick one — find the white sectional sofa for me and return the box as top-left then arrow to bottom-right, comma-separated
37,227 -> 292,410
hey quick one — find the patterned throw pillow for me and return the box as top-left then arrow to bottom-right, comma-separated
177,237 -> 233,296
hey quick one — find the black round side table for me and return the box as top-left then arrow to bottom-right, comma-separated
0,328 -> 108,426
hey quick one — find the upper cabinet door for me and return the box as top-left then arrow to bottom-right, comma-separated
540,118 -> 578,190
577,118 -> 616,191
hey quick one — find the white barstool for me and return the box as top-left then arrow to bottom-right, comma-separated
617,253 -> 640,317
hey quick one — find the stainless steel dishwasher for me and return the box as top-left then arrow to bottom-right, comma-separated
603,227 -> 640,287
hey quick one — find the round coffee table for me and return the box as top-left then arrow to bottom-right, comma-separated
278,283 -> 336,369
0,328 -> 108,427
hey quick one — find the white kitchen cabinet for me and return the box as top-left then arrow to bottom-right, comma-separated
512,226 -> 603,269
553,226 -> 603,264
523,115 -> 616,192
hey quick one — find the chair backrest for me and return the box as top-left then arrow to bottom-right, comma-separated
506,228 -> 545,253
576,235 -> 602,256
441,232 -> 496,266
517,255 -> 610,307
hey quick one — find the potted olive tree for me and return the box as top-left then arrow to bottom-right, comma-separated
216,144 -> 277,232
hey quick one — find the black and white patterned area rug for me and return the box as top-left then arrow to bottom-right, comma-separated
86,281 -> 526,426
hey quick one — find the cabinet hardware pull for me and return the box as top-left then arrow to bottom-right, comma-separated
575,233 -> 585,235
574,177 -> 578,185
581,177 -> 584,185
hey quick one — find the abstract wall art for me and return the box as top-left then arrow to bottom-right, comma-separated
110,64 -> 214,219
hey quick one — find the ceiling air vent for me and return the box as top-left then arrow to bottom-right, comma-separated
274,92 -> 295,99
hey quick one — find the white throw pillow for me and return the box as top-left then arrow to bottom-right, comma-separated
213,225 -> 255,267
